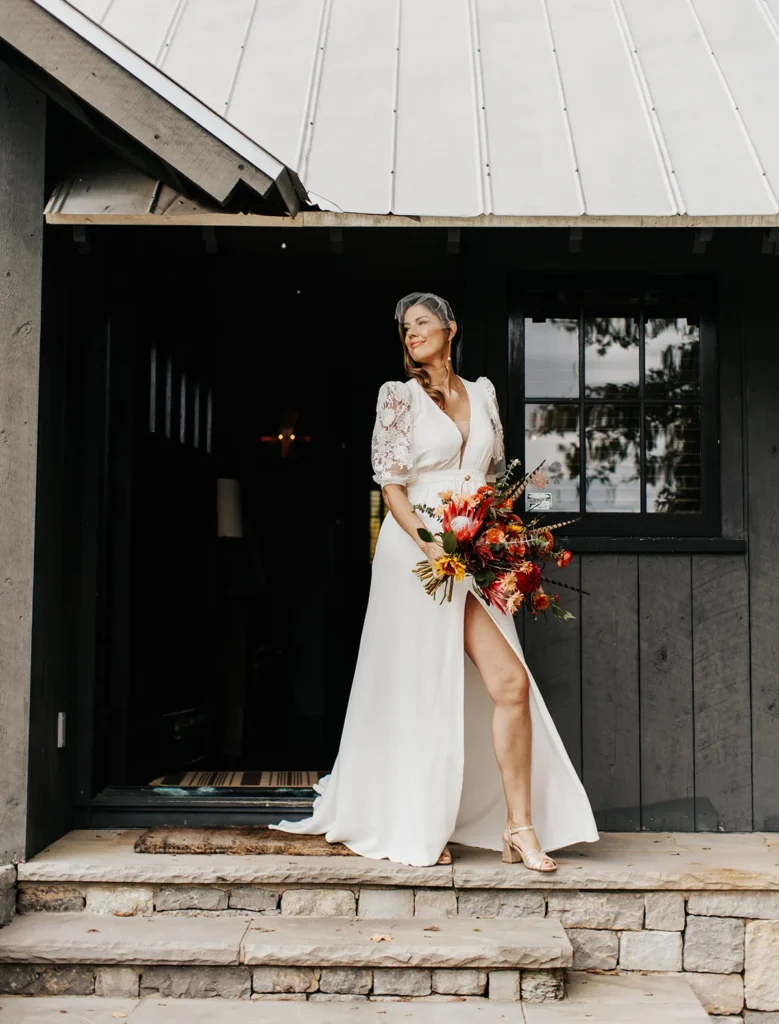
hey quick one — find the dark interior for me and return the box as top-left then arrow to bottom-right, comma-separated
47,227 -> 463,799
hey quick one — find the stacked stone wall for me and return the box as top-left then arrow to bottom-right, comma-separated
10,880 -> 779,1019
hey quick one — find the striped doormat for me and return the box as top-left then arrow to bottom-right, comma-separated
149,771 -> 321,789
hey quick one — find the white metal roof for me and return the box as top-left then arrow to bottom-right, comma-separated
30,0 -> 779,218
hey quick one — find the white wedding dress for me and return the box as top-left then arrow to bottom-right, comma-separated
271,375 -> 598,866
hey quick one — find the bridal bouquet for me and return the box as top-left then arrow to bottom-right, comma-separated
411,459 -> 580,622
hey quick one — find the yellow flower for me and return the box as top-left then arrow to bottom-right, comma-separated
433,505 -> 446,517
438,489 -> 454,502
506,591 -> 525,614
506,523 -> 525,536
434,554 -> 467,581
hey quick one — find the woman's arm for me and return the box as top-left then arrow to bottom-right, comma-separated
382,483 -> 445,566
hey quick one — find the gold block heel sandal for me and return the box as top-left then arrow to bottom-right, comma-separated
501,824 -> 557,872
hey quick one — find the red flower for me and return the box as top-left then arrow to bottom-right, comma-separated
515,561 -> 542,594
556,550 -> 572,569
532,589 -> 550,613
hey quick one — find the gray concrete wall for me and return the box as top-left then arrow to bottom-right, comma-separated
0,63 -> 46,863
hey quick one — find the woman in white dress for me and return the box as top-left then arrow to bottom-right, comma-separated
271,293 -> 598,868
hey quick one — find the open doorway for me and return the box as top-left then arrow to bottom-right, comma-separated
76,230 -> 462,823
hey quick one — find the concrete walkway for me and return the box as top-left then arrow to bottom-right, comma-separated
0,975 -> 710,1022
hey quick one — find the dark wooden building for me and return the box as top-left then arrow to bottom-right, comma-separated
1,0 -> 778,870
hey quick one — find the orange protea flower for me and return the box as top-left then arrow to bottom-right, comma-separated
438,489 -> 454,502
532,589 -> 550,613
556,549 -> 573,569
434,554 -> 467,581
485,526 -> 506,545
506,523 -> 525,536
506,590 -> 525,614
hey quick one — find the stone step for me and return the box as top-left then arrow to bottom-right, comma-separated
20,827 -> 779,893
0,910 -> 571,969
0,975 -> 712,1021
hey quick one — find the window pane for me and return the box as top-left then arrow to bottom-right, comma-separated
524,318 -> 579,398
585,405 -> 641,512
645,318 -> 700,398
646,405 -> 702,513
584,317 -> 639,397
525,403 -> 580,513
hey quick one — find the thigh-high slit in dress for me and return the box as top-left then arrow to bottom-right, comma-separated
270,376 -> 599,866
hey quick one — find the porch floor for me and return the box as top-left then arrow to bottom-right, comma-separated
18,829 -> 779,890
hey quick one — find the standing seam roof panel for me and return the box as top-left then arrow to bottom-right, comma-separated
160,0 -> 254,120
476,0 -> 582,216
622,0 -> 777,215
101,0 -> 180,65
32,0 -> 779,217
227,0 -> 325,172
548,0 -> 676,215
393,0 -> 484,216
687,0 -> 779,210
304,0 -> 399,214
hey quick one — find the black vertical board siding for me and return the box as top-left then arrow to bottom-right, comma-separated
692,554 -> 752,831
581,554 -> 640,830
523,559 -> 582,776
745,297 -> 779,831
639,554 -> 695,830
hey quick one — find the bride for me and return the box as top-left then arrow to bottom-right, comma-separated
271,292 -> 598,868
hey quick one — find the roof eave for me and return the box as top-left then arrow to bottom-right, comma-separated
0,0 -> 303,214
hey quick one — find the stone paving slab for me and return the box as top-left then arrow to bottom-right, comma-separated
17,831 -> 452,887
242,916 -> 571,969
524,973 -> 710,1022
16,830 -> 779,891
0,913 -> 252,965
0,997 -> 140,1021
453,835 -> 779,891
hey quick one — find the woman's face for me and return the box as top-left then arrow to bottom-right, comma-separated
401,303 -> 456,362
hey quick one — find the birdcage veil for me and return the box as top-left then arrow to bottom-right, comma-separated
394,292 -> 456,329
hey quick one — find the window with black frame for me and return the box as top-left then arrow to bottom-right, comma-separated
509,280 -> 718,538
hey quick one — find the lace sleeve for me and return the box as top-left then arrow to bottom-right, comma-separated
481,376 -> 506,483
371,381 -> 414,487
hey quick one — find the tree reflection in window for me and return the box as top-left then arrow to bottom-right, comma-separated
523,314 -> 702,517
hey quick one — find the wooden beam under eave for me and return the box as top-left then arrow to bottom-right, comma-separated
43,210 -> 779,228
0,0 -> 301,214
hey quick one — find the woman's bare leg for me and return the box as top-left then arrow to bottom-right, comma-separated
463,591 -> 553,866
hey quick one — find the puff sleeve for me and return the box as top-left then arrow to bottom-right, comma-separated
371,381 -> 414,487
481,377 -> 506,483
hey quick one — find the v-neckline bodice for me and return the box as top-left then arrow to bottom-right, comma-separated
413,376 -> 473,468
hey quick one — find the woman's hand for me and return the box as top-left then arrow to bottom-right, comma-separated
421,540 -> 446,569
